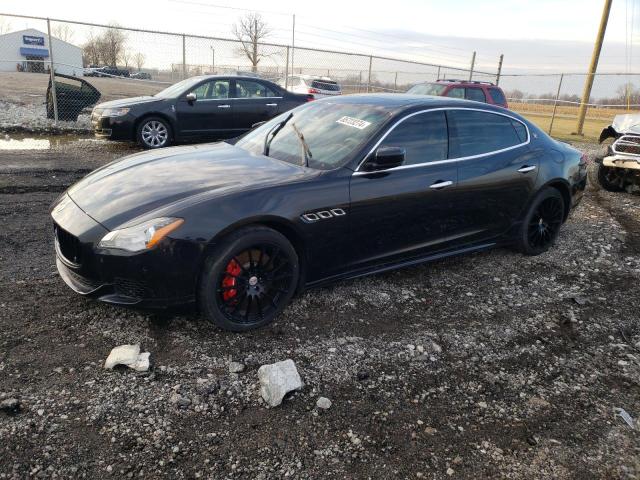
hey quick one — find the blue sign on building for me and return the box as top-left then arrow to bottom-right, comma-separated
23,35 -> 45,46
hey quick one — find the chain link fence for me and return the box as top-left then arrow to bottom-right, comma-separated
0,13 -> 499,131
500,73 -> 640,140
1,13 -> 639,142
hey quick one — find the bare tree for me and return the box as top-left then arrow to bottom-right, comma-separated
51,24 -> 74,42
232,12 -> 271,72
133,52 -> 146,71
121,51 -> 131,69
82,32 -> 101,66
0,18 -> 11,34
98,25 -> 127,66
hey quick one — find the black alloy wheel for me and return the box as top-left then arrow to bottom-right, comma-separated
199,226 -> 299,331
517,188 -> 565,255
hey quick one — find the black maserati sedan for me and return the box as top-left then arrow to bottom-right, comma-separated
53,94 -> 587,331
91,75 -> 310,148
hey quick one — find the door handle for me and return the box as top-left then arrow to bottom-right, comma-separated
429,180 -> 453,190
517,165 -> 536,173
266,103 -> 278,107
217,104 -> 231,109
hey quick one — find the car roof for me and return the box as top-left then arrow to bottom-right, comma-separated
317,93 -> 508,112
416,79 -> 499,88
186,74 -> 275,82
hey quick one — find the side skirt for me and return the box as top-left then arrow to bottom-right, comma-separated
305,242 -> 497,289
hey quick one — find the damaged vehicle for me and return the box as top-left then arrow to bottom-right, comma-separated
594,113 -> 640,193
51,94 -> 587,332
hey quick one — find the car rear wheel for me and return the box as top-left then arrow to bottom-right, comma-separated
516,187 -> 565,256
198,226 -> 299,332
137,117 -> 172,149
596,163 -> 625,192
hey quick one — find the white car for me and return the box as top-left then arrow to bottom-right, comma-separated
279,75 -> 342,99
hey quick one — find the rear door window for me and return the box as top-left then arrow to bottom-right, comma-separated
311,80 -> 340,91
446,87 -> 465,99
447,110 -> 526,158
465,87 -> 487,103
378,111 -> 448,166
235,80 -> 277,98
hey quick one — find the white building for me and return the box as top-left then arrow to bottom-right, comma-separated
0,28 -> 83,76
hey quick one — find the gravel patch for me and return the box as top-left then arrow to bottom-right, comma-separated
0,140 -> 639,479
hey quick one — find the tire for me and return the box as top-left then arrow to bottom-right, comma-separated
596,163 -> 625,192
516,187 -> 565,256
136,116 -> 172,149
198,226 -> 300,332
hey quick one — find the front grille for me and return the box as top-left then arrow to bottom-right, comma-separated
114,277 -> 150,300
55,224 -> 82,266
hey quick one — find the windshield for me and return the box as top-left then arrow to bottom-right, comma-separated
235,101 -> 393,170
154,77 -> 204,99
407,83 -> 447,96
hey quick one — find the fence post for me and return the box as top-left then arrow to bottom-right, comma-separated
284,46 -> 290,88
291,14 -> 296,77
367,56 -> 373,93
394,72 -> 398,92
436,66 -> 441,80
548,73 -> 564,136
182,34 -> 186,79
496,54 -> 504,85
46,18 -> 58,125
468,51 -> 476,81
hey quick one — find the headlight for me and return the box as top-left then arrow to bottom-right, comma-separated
98,218 -> 184,252
100,107 -> 130,117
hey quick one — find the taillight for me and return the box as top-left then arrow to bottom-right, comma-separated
306,94 -> 315,102
308,88 -> 320,94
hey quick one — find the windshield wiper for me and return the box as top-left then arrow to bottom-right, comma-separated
263,112 -> 293,157
291,122 -> 312,167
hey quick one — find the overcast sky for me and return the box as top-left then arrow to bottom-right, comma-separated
1,0 -> 638,76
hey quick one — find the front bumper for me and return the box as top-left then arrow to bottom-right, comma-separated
91,113 -> 136,141
603,155 -> 640,171
51,194 -> 200,308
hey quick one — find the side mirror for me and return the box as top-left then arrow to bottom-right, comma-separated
364,146 -> 405,171
251,121 -> 266,129
185,92 -> 197,103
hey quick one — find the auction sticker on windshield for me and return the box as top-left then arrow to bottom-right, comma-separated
336,116 -> 371,130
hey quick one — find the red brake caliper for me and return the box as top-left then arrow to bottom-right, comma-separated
222,259 -> 242,301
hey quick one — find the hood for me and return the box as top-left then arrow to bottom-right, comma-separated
94,96 -> 159,109
67,143 -> 309,230
612,114 -> 640,135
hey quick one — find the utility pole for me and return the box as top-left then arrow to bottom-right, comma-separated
496,54 -> 504,85
468,51 -> 476,81
575,0 -> 612,135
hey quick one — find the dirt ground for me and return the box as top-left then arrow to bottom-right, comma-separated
0,136 -> 639,479
0,72 -> 166,106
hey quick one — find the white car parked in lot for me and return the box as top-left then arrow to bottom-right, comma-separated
279,75 -> 342,99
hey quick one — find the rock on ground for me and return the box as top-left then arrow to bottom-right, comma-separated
103,344 -> 150,372
257,359 -> 303,407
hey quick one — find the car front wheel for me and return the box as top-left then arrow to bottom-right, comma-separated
137,117 -> 172,149
198,226 -> 300,331
516,187 -> 565,256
